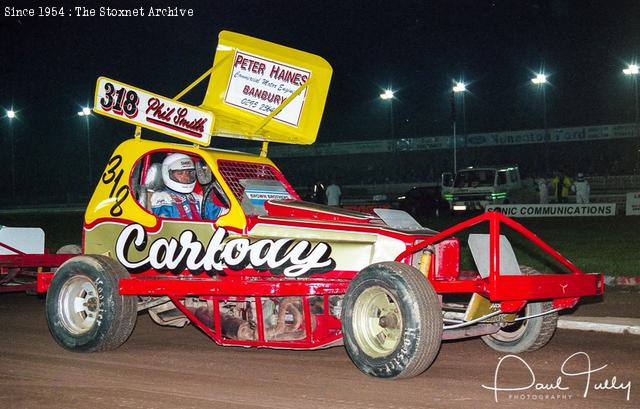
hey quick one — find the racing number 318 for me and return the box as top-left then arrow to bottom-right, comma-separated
100,82 -> 140,119
101,155 -> 129,217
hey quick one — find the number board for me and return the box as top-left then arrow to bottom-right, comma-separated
94,77 -> 214,146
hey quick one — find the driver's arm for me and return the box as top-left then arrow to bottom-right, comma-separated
204,202 -> 228,220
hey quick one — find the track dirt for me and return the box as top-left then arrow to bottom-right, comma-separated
1,293 -> 638,409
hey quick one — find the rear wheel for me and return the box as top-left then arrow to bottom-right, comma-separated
46,255 -> 137,352
481,301 -> 557,353
342,262 -> 442,379
482,266 -> 558,353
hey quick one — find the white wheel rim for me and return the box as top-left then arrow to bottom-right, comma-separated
352,286 -> 403,358
58,275 -> 100,335
489,307 -> 529,342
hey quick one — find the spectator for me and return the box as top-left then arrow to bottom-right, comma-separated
549,171 -> 560,203
572,172 -> 590,204
550,171 -> 572,203
326,179 -> 342,206
535,176 -> 549,204
560,172 -> 572,203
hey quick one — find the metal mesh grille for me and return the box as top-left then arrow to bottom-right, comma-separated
217,160 -> 298,201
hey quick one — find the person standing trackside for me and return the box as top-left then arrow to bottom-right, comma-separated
572,172 -> 590,204
551,171 -> 572,203
560,172 -> 572,203
326,179 -> 342,206
549,171 -> 560,203
535,176 -> 549,204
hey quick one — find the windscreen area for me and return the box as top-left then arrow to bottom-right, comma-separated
217,160 -> 299,215
454,169 -> 496,188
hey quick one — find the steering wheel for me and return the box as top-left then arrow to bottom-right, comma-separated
201,181 -> 230,218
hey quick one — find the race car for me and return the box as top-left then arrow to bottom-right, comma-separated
35,31 -> 602,379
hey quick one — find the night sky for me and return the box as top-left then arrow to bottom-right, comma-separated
1,0 -> 639,200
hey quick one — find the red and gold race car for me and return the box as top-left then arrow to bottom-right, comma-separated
32,31 -> 601,379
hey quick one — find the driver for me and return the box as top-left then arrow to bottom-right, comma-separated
151,153 -> 225,220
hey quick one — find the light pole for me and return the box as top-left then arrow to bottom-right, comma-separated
531,73 -> 549,173
77,107 -> 93,192
380,89 -> 395,139
5,109 -> 16,200
623,64 -> 639,141
452,82 -> 467,170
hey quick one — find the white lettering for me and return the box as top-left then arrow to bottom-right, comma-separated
483,352 -> 632,402
486,204 -> 617,218
114,224 -> 335,277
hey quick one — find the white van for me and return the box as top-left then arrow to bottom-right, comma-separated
442,166 -> 522,212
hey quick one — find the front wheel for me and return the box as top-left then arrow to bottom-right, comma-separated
46,255 -> 137,352
342,262 -> 442,379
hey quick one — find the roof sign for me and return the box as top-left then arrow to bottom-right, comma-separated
201,31 -> 332,145
224,50 -> 310,127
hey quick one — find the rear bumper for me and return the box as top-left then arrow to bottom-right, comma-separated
431,272 -> 603,309
489,272 -> 603,301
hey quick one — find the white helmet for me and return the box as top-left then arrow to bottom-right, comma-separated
161,153 -> 196,193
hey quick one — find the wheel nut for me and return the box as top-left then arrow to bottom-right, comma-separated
379,314 -> 398,328
85,297 -> 98,312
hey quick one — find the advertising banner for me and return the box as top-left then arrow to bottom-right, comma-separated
626,192 -> 640,216
485,204 -> 617,217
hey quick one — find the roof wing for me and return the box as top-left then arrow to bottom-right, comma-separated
93,31 -> 332,147
200,31 -> 333,145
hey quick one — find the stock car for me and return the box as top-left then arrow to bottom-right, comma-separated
30,31 -> 601,379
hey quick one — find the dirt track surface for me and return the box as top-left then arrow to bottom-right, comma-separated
1,293 -> 638,409
569,286 -> 640,318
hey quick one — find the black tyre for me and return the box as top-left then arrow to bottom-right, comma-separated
342,262 -> 442,379
46,255 -> 137,352
482,266 -> 558,353
481,301 -> 558,353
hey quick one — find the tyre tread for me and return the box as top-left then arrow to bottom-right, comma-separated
93,255 -> 137,352
525,301 -> 557,352
385,262 -> 442,379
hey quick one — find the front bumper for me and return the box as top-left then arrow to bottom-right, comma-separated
452,200 -> 489,212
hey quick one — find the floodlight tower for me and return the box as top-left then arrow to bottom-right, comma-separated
531,73 -> 549,172
452,82 -> 467,171
380,89 -> 395,139
623,64 -> 639,138
78,107 -> 93,192
5,109 -> 17,200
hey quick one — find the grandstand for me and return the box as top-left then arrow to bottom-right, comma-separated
271,123 -> 639,204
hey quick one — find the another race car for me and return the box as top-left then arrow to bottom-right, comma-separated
30,32 -> 601,379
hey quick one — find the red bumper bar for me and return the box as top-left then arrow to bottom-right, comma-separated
38,272 -> 351,297
118,277 -> 351,297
